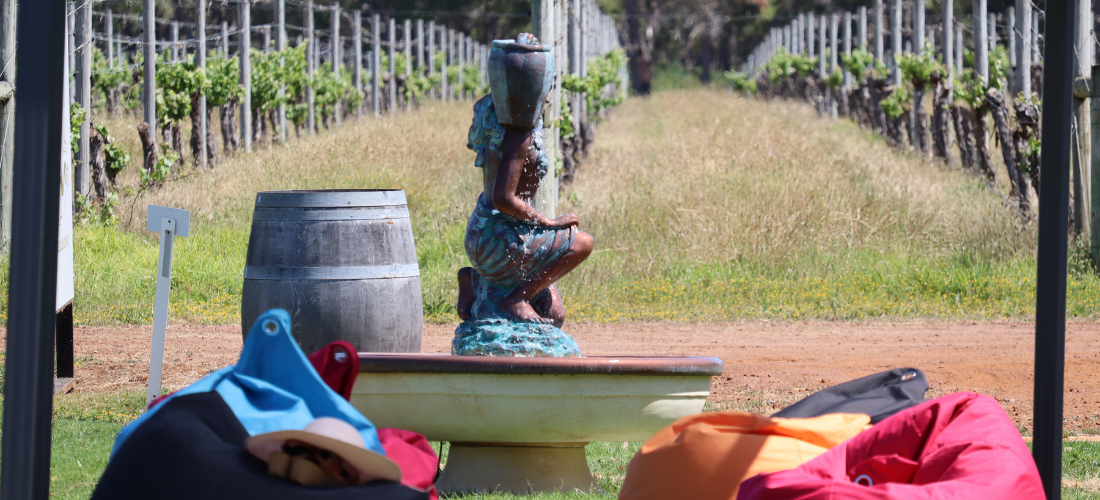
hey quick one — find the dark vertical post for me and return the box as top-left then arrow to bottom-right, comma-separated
0,1 -> 65,498
1033,0 -> 1075,496
55,304 -> 73,378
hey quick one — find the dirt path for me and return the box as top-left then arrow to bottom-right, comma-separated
11,320 -> 1100,432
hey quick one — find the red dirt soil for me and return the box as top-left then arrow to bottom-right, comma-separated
7,320 -> 1100,432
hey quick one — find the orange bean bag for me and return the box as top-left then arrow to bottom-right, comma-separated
618,411 -> 871,500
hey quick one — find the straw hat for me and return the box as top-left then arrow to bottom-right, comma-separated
246,417 -> 401,485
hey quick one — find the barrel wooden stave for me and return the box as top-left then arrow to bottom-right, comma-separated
241,190 -> 423,354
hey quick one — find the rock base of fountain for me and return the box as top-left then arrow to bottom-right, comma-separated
452,319 -> 582,357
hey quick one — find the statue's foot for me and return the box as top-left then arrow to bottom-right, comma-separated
499,296 -> 553,324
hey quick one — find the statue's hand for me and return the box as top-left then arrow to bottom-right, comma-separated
546,213 -> 579,228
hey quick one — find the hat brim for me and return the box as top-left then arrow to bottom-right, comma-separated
246,431 -> 401,484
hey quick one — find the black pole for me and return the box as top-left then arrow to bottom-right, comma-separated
0,1 -> 66,499
1033,0 -> 1075,496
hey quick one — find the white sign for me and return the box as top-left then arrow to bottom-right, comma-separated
56,33 -> 74,312
145,205 -> 190,405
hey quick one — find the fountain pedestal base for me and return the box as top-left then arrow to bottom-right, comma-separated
436,443 -> 601,495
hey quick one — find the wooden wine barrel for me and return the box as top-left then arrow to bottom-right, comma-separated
240,189 -> 423,354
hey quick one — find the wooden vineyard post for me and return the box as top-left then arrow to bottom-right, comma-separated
262,26 -> 270,53
428,21 -> 436,101
417,19 -> 424,75
388,18 -> 396,112
989,13 -> 997,53
843,12 -> 851,107
171,21 -> 179,62
975,0 -> 988,81
106,9 -> 114,69
807,12 -> 814,58
944,0 -> 955,157
873,0 -> 883,62
75,0 -> 91,199
442,26 -> 449,103
1018,0 -> 1032,96
306,1 -> 315,134
1008,6 -> 1016,95
457,34 -> 464,101
196,0 -> 208,167
532,0 -> 558,217
1091,64 -> 1100,263
239,0 -> 251,152
829,13 -> 838,119
0,0 -> 14,252
354,10 -> 362,117
956,25 -> 964,74
915,0 -> 924,52
143,0 -> 156,144
222,21 -> 229,56
818,17 -> 826,116
332,6 -> 340,125
890,0 -> 901,85
404,18 -> 411,110
1074,0 -> 1093,236
277,0 -> 287,141
858,6 -> 867,48
372,13 -> 380,116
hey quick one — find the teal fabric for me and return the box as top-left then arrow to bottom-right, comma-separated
110,309 -> 384,456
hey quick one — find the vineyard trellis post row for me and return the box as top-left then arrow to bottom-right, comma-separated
170,21 -> 179,63
239,0 -> 251,153
196,0 -> 207,169
0,0 -> 13,253
416,19 -> 424,82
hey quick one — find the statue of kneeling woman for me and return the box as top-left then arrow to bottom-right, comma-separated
453,34 -> 593,357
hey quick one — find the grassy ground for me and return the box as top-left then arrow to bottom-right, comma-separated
0,88 -> 1094,326
1,391 -> 1096,498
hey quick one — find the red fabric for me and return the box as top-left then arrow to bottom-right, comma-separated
307,340 -> 360,401
378,428 -> 440,500
147,392 -> 177,410
736,392 -> 1043,500
307,342 -> 439,498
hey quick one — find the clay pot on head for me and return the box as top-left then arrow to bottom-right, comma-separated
488,39 -> 555,129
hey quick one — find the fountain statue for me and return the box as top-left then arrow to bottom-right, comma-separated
453,33 -> 593,357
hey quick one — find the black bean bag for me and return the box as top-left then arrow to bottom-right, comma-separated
772,367 -> 928,423
91,391 -> 428,500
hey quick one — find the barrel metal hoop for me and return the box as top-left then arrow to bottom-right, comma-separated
252,207 -> 411,221
244,264 -> 421,280
255,190 -> 408,208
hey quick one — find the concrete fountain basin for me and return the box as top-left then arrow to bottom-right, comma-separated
350,353 -> 723,494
